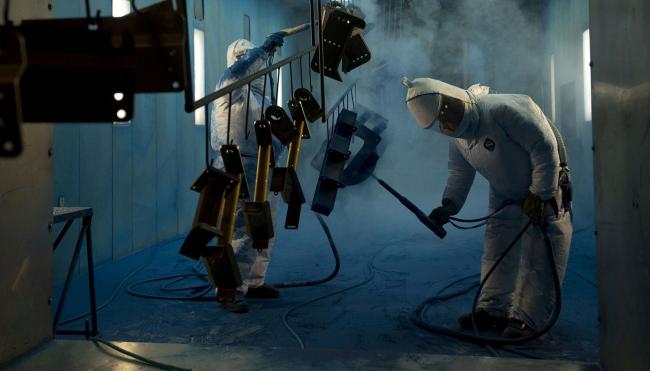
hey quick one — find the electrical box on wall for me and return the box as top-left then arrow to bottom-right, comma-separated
194,0 -> 204,21
243,14 -> 251,40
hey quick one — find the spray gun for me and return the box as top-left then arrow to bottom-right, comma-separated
370,174 -> 447,239
279,23 -> 313,36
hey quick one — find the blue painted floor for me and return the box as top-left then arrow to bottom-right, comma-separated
52,204 -> 599,363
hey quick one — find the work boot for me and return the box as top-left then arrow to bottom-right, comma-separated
216,289 -> 249,314
245,284 -> 280,299
458,309 -> 509,331
502,318 -> 535,338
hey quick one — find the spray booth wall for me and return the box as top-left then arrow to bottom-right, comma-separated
544,0 -> 593,231
51,0 -> 310,282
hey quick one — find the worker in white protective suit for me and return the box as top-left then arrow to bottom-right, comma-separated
210,33 -> 285,313
404,78 -> 573,338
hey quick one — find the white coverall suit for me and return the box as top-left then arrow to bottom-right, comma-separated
210,39 -> 283,294
406,78 -> 573,330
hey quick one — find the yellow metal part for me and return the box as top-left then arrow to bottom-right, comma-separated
287,120 -> 305,170
216,176 -> 241,247
254,144 -> 272,202
247,122 -> 275,249
280,22 -> 311,36
204,175 -> 243,289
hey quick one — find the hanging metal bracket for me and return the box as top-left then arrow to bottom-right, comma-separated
243,119 -> 275,249
180,168 -> 239,260
311,109 -> 357,215
310,7 -> 369,81
220,145 -> 250,200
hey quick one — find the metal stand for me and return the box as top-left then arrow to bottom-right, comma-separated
52,207 -> 98,338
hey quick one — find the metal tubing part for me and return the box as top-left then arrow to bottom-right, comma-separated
216,177 -> 240,247
254,145 -> 271,203
287,120 -> 305,169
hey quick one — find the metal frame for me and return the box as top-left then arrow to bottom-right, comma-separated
51,207 -> 98,338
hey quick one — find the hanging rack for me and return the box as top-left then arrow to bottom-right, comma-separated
182,1 -> 326,169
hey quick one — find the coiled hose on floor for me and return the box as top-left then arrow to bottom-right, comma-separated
276,213 -> 341,288
372,175 -> 563,346
125,212 -> 341,300
411,219 -> 563,346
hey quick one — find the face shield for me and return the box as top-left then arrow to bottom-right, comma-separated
404,78 -> 476,138
436,95 -> 466,135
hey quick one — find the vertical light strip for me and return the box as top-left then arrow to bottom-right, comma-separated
194,28 -> 206,125
550,54 -> 556,122
583,29 -> 592,122
112,0 -> 131,17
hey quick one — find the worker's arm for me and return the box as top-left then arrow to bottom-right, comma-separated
222,32 -> 286,83
219,49 -> 266,88
441,141 -> 476,213
496,96 -> 559,200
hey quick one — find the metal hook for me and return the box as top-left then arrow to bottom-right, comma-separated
260,74 -> 268,120
245,82 -> 252,140
275,67 -> 281,106
299,55 -> 304,88
289,61 -> 294,95
204,104 -> 211,168
130,0 -> 143,15
227,91 -> 233,145
308,51 -> 313,91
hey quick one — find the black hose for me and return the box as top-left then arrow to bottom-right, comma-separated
59,262 -> 149,326
450,214 -> 492,223
160,276 -> 209,292
411,219 -> 563,346
369,174 -> 563,345
282,245 -> 388,349
126,211 -> 340,299
126,273 -> 214,301
450,200 -> 517,224
449,220 -> 487,230
277,213 -> 341,288
57,238 -> 189,326
371,174 -> 446,238
91,336 -> 194,371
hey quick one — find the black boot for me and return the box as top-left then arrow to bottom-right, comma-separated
458,309 -> 509,331
217,289 -> 249,314
245,284 -> 280,299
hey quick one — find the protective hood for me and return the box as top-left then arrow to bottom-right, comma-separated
404,77 -> 480,138
227,39 -> 256,67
